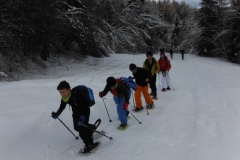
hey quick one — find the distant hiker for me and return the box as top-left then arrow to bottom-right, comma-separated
143,51 -> 160,100
169,49 -> 173,59
160,48 -> 164,54
180,49 -> 185,60
158,52 -> 171,92
99,77 -> 132,130
129,63 -> 154,111
52,81 -> 100,153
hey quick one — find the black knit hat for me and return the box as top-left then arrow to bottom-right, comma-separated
160,52 -> 165,56
106,77 -> 116,88
129,63 -> 137,71
146,51 -> 153,56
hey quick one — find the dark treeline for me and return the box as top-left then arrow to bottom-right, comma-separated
0,0 -> 173,79
193,0 -> 240,63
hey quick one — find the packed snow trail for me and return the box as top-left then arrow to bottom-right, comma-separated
1,53 -> 240,160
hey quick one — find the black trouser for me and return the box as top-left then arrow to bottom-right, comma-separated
72,109 -> 95,146
181,53 -> 184,60
170,53 -> 173,59
149,74 -> 157,97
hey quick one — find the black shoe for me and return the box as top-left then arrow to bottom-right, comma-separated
152,96 -> 158,100
83,144 -> 94,153
133,107 -> 144,112
167,87 -> 171,90
162,88 -> 166,92
83,142 -> 100,153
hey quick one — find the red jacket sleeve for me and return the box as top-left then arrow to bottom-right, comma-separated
166,59 -> 171,71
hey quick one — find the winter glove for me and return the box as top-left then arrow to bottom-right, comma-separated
77,116 -> 85,126
99,91 -> 104,98
52,112 -> 59,119
123,102 -> 129,110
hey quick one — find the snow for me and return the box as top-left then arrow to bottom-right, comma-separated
1,53 -> 240,160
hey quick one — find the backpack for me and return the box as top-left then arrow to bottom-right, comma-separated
77,85 -> 95,107
116,77 -> 137,91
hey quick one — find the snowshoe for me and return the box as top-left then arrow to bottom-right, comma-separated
79,141 -> 100,155
117,124 -> 129,131
132,107 -> 144,112
94,119 -> 101,129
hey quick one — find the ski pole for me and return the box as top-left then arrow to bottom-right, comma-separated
57,117 -> 79,140
158,73 -> 161,88
146,102 -> 149,115
102,98 -> 112,122
131,89 -> 136,107
167,72 -> 175,91
129,111 -> 142,124
82,124 -> 113,140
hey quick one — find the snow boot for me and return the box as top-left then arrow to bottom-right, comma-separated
133,107 -> 144,112
80,142 -> 100,154
147,103 -> 154,109
167,87 -> 171,90
117,124 -> 129,131
161,88 -> 166,92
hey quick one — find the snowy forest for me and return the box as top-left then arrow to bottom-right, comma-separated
0,0 -> 240,81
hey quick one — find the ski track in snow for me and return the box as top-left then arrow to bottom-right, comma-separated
1,53 -> 240,160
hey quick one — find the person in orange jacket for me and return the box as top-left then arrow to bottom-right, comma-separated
158,51 -> 171,92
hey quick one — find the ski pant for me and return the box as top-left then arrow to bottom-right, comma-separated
113,89 -> 131,125
149,74 -> 157,97
135,85 -> 153,109
181,53 -> 184,60
161,72 -> 170,89
72,108 -> 95,146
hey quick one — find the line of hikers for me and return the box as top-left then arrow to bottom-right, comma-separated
51,48 -> 173,153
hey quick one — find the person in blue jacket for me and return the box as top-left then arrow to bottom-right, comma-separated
99,77 -> 131,130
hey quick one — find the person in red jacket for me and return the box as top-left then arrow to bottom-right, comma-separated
158,52 -> 171,92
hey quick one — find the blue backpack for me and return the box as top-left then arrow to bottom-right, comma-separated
117,77 -> 137,91
77,85 -> 95,107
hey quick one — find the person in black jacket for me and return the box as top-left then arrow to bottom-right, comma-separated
180,49 -> 185,60
99,77 -> 130,130
129,63 -> 154,111
52,81 -> 98,153
169,49 -> 173,59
